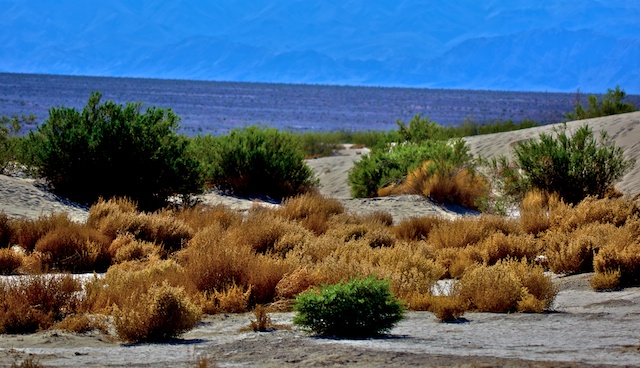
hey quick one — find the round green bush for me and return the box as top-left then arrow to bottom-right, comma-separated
292,276 -> 405,337
25,92 -> 203,209
191,126 -> 316,199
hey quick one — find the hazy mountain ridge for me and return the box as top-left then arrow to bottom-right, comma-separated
1,0 -> 639,92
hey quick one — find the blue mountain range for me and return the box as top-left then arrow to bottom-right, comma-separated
2,0 -> 639,93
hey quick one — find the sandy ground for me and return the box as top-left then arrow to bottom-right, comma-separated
2,112 -> 640,366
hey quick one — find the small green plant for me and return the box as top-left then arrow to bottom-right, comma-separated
0,115 -> 33,174
293,276 -> 405,337
191,126 -> 316,199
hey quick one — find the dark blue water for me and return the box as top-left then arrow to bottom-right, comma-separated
2,72 -> 629,136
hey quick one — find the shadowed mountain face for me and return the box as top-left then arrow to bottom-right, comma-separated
1,0 -> 639,93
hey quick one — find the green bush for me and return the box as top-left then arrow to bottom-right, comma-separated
0,115 -> 33,174
566,86 -> 636,121
24,92 -> 203,209
348,139 -> 473,198
292,276 -> 405,337
513,124 -> 634,204
191,126 -> 316,199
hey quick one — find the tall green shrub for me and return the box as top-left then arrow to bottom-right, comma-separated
25,92 -> 202,209
191,126 -> 316,199
0,115 -> 33,174
514,124 -> 634,204
293,277 -> 405,337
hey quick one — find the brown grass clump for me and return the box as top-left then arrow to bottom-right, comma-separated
434,247 -> 482,279
225,212 -> 303,255
277,192 -> 344,221
0,275 -> 81,334
380,162 -> 489,210
519,190 -> 555,235
113,281 -> 201,343
82,259 -> 185,313
458,260 -> 556,313
0,247 -> 23,275
213,283 -> 252,313
175,204 -> 242,231
593,240 -> 640,287
427,295 -> 469,322
13,213 -> 74,252
458,264 -> 522,313
53,314 -> 109,334
590,270 -> 622,291
428,215 -> 518,249
109,233 -> 161,264
548,196 -> 639,232
88,198 -> 193,253
392,216 -> 445,242
543,223 -> 618,275
477,233 -> 541,266
34,223 -> 112,272
275,267 -> 320,300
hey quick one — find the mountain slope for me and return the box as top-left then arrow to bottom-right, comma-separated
1,0 -> 639,92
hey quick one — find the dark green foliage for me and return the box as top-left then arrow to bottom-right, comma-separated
514,124 -> 634,204
191,126 -> 316,199
25,92 -> 203,209
293,277 -> 405,337
566,86 -> 636,121
348,139 -> 473,197
0,115 -> 33,174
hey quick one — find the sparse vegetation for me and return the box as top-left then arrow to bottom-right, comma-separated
566,86 -> 636,121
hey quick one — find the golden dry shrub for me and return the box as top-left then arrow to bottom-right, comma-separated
0,275 -> 81,334
504,259 -> 557,310
519,190 -> 554,235
225,211 -> 305,255
86,197 -> 138,227
82,259 -> 185,313
53,314 -> 109,334
427,295 -> 469,322
435,247 -> 483,279
113,282 -> 201,343
379,162 -> 489,211
428,215 -> 519,250
477,233 -> 541,265
275,267 -> 321,300
324,221 -> 395,248
392,216 -> 445,242
213,283 -> 252,313
178,225 -> 253,293
174,203 -> 242,232
590,269 -> 622,291
543,223 -> 619,275
548,196 -> 639,232
277,192 -> 344,221
113,239 -> 161,264
374,242 -> 445,299
34,223 -> 112,272
245,255 -> 293,305
13,213 -> 74,252
458,264 -> 522,313
0,247 -> 23,275
593,241 -> 640,287
361,211 -> 395,227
